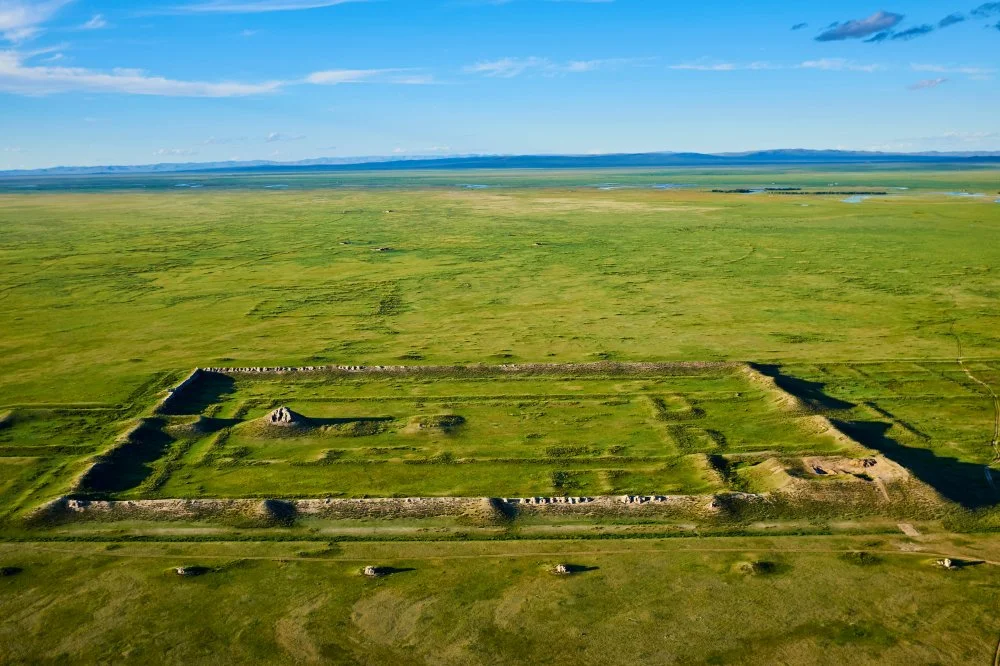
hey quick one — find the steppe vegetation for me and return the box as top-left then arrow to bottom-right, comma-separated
1,168 -> 999,664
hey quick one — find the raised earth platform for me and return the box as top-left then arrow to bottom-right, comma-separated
10,360 -> 996,526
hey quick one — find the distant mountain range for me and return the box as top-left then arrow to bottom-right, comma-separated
3,149 -> 1000,177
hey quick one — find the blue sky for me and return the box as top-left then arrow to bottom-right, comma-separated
1,0 -> 999,168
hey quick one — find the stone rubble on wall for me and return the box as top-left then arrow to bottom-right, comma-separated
200,361 -> 732,376
40,492 -> 757,522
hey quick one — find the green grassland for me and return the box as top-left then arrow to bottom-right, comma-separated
1,168 -> 999,664
1,170 -> 999,407
2,535 -> 1000,665
130,367 -> 850,499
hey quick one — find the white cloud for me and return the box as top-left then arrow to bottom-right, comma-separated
670,61 -> 775,71
3,145 -> 23,152
265,131 -> 305,142
465,57 -> 546,78
911,63 -> 994,78
798,58 -> 881,73
909,78 -> 948,90
669,59 -> 881,73
80,14 -> 106,30
305,68 -> 433,85
240,29 -> 257,37
204,135 -> 248,144
0,49 -> 284,96
155,148 -> 198,156
466,56 -> 643,78
0,0 -> 72,42
0,49 -> 435,97
170,0 -> 365,13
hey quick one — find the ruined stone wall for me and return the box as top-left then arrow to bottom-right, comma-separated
203,361 -> 733,378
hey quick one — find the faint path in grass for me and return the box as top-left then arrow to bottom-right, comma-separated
949,322 -> 1000,463
275,594 -> 327,664
723,245 -> 755,264
702,245 -> 754,266
19,542 -> 1000,567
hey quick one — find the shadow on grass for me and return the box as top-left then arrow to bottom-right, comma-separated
193,417 -> 243,433
558,564 -> 599,574
833,419 -> 998,509
367,567 -> 416,577
162,372 -> 236,415
307,416 -> 395,427
80,418 -> 174,495
750,363 -> 855,411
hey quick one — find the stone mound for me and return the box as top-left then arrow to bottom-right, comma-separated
737,560 -> 779,576
174,566 -> 210,577
461,497 -> 517,525
257,498 -> 298,525
265,406 -> 305,427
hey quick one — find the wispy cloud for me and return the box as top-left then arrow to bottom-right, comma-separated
912,63 -> 994,76
938,13 -> 965,28
669,59 -> 881,73
891,24 -> 934,40
80,14 -> 107,30
464,57 -> 546,77
791,22 -> 808,31
798,58 -> 882,72
669,61 -> 775,71
155,148 -> 198,156
0,49 -> 284,96
0,0 -> 73,42
0,48 -> 436,97
864,31 -> 892,42
168,0 -> 366,13
465,56 -> 643,77
204,135 -> 248,144
304,68 -> 433,84
909,77 -> 948,90
265,131 -> 305,142
971,2 -> 1000,18
815,10 -> 904,41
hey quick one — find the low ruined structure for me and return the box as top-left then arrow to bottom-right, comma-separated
267,406 -> 300,426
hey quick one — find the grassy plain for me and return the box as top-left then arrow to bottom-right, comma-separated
1,169 -> 999,407
2,535 -> 1000,665
1,168 -> 999,664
